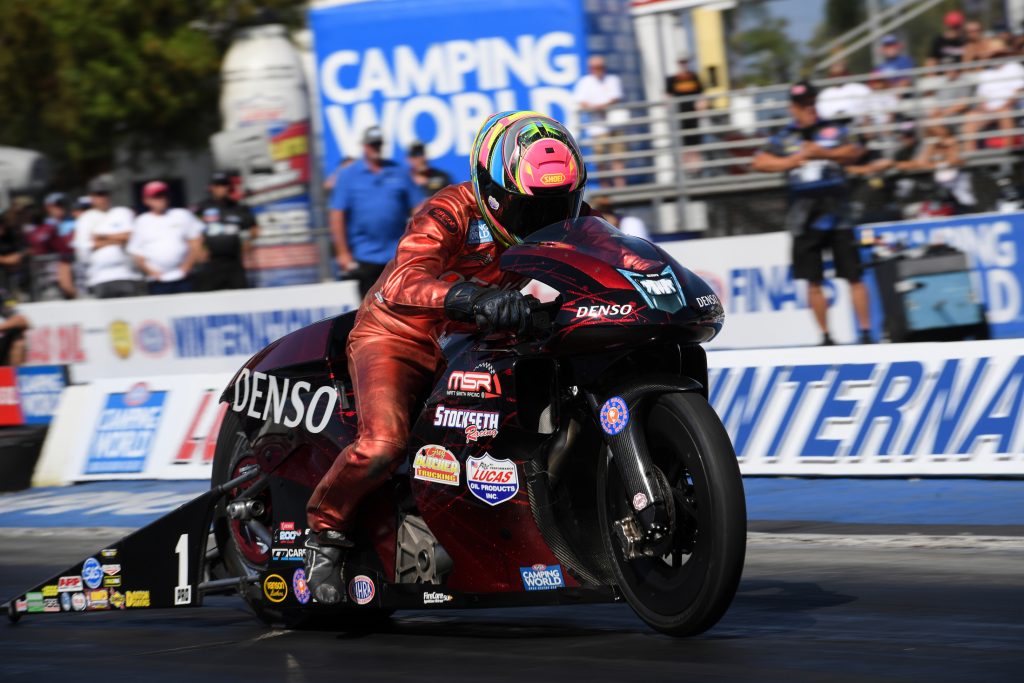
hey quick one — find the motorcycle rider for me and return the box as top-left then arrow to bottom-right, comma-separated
304,111 -> 588,604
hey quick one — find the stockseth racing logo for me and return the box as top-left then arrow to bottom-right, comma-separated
231,369 -> 338,434
519,564 -> 565,591
447,362 -> 501,399
433,404 -> 499,440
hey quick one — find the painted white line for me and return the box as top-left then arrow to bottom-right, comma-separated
749,532 -> 1024,551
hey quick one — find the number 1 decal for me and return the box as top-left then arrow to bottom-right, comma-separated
174,534 -> 192,606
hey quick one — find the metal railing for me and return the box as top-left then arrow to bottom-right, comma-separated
579,56 -> 1024,229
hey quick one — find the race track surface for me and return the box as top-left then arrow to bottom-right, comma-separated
1,529 -> 1021,683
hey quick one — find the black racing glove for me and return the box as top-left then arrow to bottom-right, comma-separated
444,282 -> 534,335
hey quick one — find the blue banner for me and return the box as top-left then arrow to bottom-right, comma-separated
85,385 -> 167,475
858,212 -> 1024,339
310,0 -> 594,184
15,365 -> 67,425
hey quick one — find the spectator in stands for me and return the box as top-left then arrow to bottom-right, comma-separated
0,199 -> 29,296
817,59 -> 870,121
25,193 -> 76,299
591,194 -> 651,240
0,288 -> 28,366
329,126 -> 425,296
961,41 -> 1024,152
74,176 -> 142,299
665,55 -> 706,165
71,196 -> 91,220
962,21 -> 997,63
863,70 -> 902,125
407,140 -> 451,197
127,181 -> 203,295
193,172 -> 258,291
877,34 -> 915,88
931,11 -> 966,64
573,55 -> 627,188
919,57 -> 973,128
751,81 -> 873,346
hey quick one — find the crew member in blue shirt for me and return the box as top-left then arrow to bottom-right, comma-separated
752,81 -> 873,345
330,126 -> 426,297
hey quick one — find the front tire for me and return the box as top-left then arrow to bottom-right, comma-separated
598,392 -> 746,636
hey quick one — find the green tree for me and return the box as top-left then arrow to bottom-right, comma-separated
0,0 -> 306,187
729,2 -> 799,86
808,0 -> 870,74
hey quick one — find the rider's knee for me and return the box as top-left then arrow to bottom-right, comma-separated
349,437 -> 406,478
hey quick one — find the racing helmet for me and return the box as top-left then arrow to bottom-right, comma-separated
470,111 -> 587,247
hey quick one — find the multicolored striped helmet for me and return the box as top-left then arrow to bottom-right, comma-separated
470,111 -> 587,247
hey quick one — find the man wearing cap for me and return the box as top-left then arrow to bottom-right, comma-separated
407,141 -> 451,197
877,35 -> 915,87
932,11 -> 966,64
73,176 -> 143,299
25,193 -> 76,299
752,81 -> 873,346
329,126 -> 425,297
193,172 -> 258,291
127,181 -> 203,295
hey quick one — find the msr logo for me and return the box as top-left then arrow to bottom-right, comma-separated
446,363 -> 502,399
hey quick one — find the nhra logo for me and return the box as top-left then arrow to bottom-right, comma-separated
519,564 -> 565,591
447,363 -> 501,399
348,575 -> 375,605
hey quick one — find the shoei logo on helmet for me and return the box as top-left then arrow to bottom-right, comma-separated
349,575 -> 375,605
262,574 -> 288,603
541,173 -> 566,185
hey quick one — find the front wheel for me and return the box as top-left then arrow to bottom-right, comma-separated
598,392 -> 746,637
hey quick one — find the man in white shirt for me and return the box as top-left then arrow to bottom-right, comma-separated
816,60 -> 871,121
572,55 -> 627,187
127,181 -> 203,295
73,176 -> 142,298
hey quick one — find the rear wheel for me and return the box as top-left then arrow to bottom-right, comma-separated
598,392 -> 746,636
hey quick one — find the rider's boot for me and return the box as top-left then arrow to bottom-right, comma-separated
303,529 -> 354,605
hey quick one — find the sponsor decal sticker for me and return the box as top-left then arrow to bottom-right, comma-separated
58,576 -> 82,592
109,590 -> 125,610
82,557 -> 103,589
423,591 -> 454,605
519,564 -> 565,591
26,592 -> 44,613
102,564 -> 121,576
466,453 -> 519,506
695,294 -> 719,308
348,575 -> 375,605
174,586 -> 192,606
41,585 -> 58,598
275,523 -> 301,545
103,576 -> 122,588
540,172 -> 566,185
100,549 -> 117,558
600,397 -> 629,435
632,492 -> 649,511
293,569 -> 311,605
59,593 -> 71,611
466,219 -> 493,245
87,589 -> 109,610
447,362 -> 501,399
574,303 -> 634,319
413,445 -> 460,486
272,548 -> 307,562
620,266 -> 685,313
263,574 -> 288,603
71,593 -> 87,611
433,405 -> 499,440
428,207 -> 459,234
43,598 -> 60,613
126,590 -> 151,608
14,598 -> 27,613
230,370 -> 338,435
487,195 -> 500,211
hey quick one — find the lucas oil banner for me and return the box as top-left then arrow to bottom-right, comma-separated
309,0 -> 641,183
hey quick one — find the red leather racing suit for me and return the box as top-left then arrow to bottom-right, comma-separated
306,182 -> 525,532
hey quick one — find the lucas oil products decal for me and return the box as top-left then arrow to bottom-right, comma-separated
466,453 -> 519,506
413,445 -> 460,486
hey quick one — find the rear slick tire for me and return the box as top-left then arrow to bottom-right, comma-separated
598,392 -> 746,637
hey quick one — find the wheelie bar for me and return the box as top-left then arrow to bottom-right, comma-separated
586,376 -> 703,543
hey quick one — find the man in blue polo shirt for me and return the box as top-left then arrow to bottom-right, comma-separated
330,126 -> 426,297
752,81 -> 872,345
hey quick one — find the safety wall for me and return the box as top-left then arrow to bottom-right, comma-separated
33,373 -> 232,486
18,281 -> 360,383
711,339 -> 1024,476
857,211 -> 1024,339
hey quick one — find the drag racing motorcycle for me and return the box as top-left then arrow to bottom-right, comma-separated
6,216 -> 746,637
